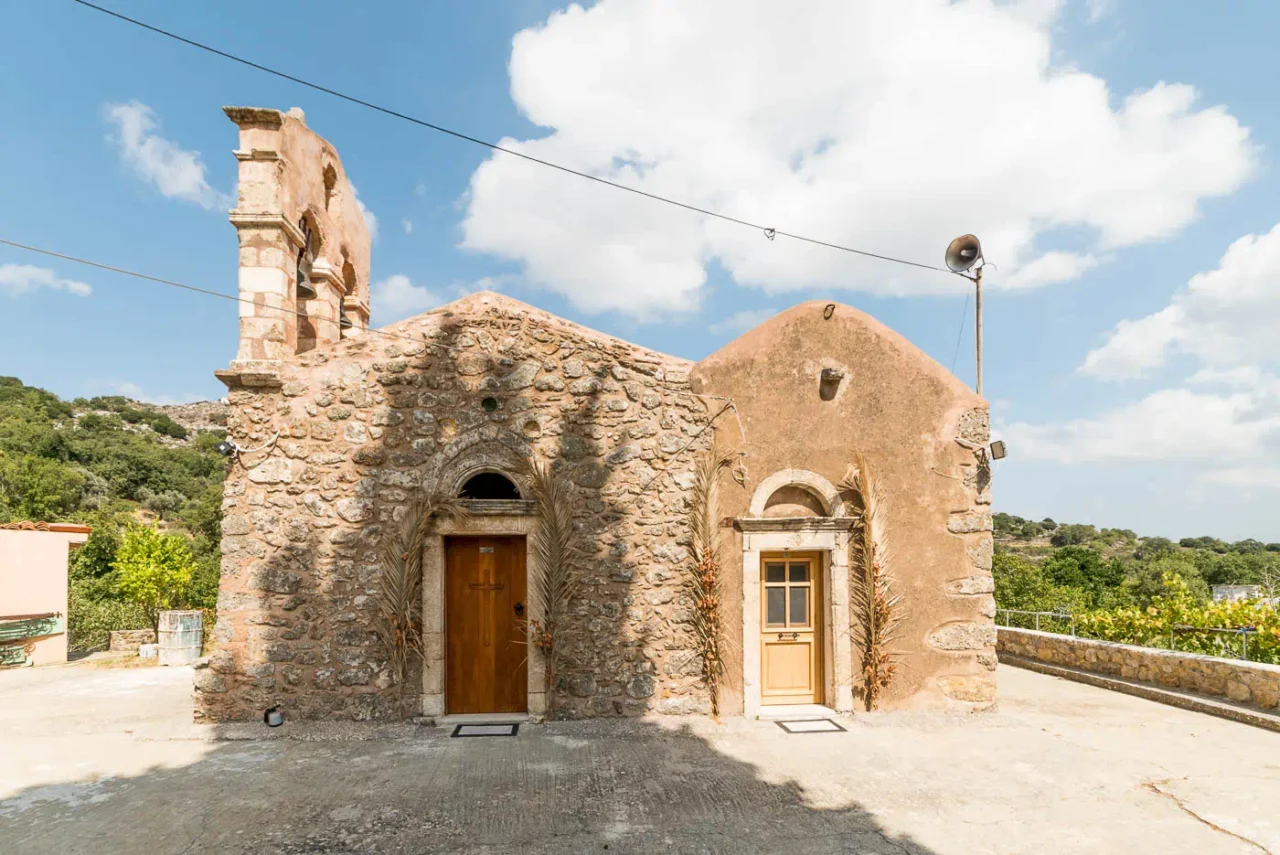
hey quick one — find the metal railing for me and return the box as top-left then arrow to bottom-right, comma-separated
997,609 -> 1260,661
1170,624 -> 1257,661
997,609 -> 1075,636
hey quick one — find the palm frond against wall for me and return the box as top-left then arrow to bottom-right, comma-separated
372,493 -> 470,718
525,458 -> 584,702
689,439 -> 735,717
841,453 -> 904,711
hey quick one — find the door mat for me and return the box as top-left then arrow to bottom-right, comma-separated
775,718 -> 845,734
451,723 -> 520,738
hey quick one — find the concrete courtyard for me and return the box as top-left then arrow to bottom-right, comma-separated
1,663 -> 1277,854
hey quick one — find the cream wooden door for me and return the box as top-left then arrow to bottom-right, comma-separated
760,555 -> 823,705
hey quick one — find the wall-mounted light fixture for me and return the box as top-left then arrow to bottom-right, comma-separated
989,440 -> 1007,460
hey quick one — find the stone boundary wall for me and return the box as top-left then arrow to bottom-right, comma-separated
998,626 -> 1280,712
109,629 -> 156,652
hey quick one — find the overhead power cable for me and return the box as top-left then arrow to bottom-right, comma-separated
0,236 -> 748,417
69,0 -> 957,279
0,237 -> 434,350
949,288 -> 971,375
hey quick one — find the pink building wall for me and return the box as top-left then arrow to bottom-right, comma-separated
0,524 -> 91,666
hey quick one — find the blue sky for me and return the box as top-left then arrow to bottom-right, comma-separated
4,0 -> 1280,539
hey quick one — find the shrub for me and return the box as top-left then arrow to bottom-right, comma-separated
114,524 -> 194,633
68,581 -> 151,652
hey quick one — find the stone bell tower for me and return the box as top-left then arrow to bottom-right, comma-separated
219,106 -> 371,385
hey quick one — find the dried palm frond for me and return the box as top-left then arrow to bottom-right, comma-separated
841,452 -> 904,711
372,492 -> 470,717
524,458 -> 584,697
689,439 -> 735,717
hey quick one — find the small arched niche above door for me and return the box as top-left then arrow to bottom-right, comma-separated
453,469 -> 535,516
763,485 -> 827,518
747,469 -> 845,520
459,471 -> 522,500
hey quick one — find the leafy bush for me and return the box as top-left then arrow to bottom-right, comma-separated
114,524 -> 195,633
1075,573 -> 1280,664
68,581 -> 151,652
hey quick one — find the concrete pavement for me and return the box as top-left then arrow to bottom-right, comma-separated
1,663 -> 1277,854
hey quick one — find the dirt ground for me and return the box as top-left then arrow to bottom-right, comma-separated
1,663 -> 1277,854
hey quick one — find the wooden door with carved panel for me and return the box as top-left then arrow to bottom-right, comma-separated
760,554 -> 823,705
445,536 -> 528,713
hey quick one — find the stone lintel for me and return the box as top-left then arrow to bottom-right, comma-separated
229,212 -> 306,250
736,516 -> 855,533
462,499 -> 537,516
342,296 -> 370,320
216,360 -> 285,390
233,149 -> 282,162
309,259 -> 345,294
224,106 -> 284,128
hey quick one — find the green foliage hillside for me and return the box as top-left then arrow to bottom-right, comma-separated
993,512 -> 1280,663
0,377 -> 227,651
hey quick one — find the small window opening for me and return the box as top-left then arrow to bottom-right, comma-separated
481,396 -> 499,412
459,472 -> 521,500
339,253 -> 357,333
296,216 -> 317,301
323,165 -> 338,212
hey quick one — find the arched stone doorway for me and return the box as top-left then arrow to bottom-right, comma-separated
419,443 -> 546,718
740,469 -> 855,717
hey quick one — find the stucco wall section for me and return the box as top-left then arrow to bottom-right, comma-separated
199,292 -> 715,721
0,527 -> 89,665
998,626 -> 1280,711
692,301 -> 996,712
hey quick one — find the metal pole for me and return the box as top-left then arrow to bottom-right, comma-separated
1035,612 -> 1040,632
974,266 -> 983,397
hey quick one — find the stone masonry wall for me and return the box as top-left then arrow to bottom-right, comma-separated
196,293 -> 715,722
998,626 -> 1280,712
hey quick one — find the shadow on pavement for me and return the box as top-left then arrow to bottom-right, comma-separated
0,718 -> 939,855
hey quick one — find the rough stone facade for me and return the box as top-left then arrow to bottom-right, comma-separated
196,106 -> 995,722
998,627 -> 1280,711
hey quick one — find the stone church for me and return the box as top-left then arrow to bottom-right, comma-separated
195,106 -> 996,723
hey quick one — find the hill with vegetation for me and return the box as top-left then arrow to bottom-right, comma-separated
993,513 -> 1280,664
0,377 -> 228,651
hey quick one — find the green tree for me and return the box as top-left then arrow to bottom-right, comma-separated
1042,546 -> 1124,602
0,453 -> 85,522
113,524 -> 194,634
1124,554 -> 1209,607
1049,523 -> 1097,547
1133,536 -> 1175,560
993,553 -> 1088,614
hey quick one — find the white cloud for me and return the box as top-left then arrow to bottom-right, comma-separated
460,0 -> 1254,318
0,264 -> 92,297
371,274 -> 439,325
109,381 -> 204,407
1002,387 -> 1280,466
350,183 -> 378,241
1086,0 -> 1115,24
1009,222 -> 1280,488
1002,252 -> 1100,290
104,101 -> 231,210
402,219 -> 414,235
1083,222 -> 1280,379
709,308 -> 776,336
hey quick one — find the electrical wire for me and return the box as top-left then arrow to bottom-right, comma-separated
0,237 -> 437,350
949,287 -> 971,375
69,0 -> 958,279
